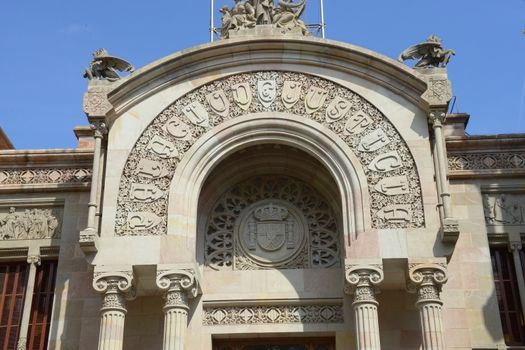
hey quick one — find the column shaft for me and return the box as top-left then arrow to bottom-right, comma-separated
163,304 -> 188,350
16,256 -> 40,350
418,302 -> 445,350
432,119 -> 451,219
354,303 -> 380,350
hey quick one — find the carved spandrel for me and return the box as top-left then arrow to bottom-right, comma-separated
147,136 -> 180,159
357,129 -> 391,153
305,86 -> 328,114
282,81 -> 302,109
483,193 -> 525,225
130,183 -> 164,203
232,83 -> 253,111
182,101 -> 209,127
135,159 -> 170,179
368,151 -> 403,172
257,80 -> 277,107
0,206 -> 62,240
127,212 -> 162,230
377,205 -> 412,224
344,110 -> 373,135
163,116 -> 191,140
206,90 -> 230,117
325,97 -> 352,123
374,176 -> 409,196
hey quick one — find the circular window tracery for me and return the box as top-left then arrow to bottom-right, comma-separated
205,175 -> 340,270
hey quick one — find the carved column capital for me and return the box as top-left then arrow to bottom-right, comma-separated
156,270 -> 199,311
509,241 -> 523,252
90,121 -> 108,139
344,264 -> 384,305
428,110 -> 447,127
93,272 -> 135,312
27,255 -> 41,266
408,263 -> 448,305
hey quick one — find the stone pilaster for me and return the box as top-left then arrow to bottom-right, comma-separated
156,270 -> 199,350
93,272 -> 134,350
345,263 -> 384,350
408,262 -> 448,350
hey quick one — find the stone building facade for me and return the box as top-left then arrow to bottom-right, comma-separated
1,25 -> 525,350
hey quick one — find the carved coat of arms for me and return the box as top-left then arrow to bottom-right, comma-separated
247,204 -> 294,252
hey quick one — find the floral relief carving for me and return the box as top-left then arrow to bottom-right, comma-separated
448,152 -> 525,171
115,71 -> 424,236
0,206 -> 62,240
0,168 -> 92,186
203,304 -> 344,326
205,176 -> 339,270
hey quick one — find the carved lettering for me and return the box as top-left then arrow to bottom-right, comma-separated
162,116 -> 191,140
127,212 -> 162,230
257,80 -> 277,107
374,176 -> 409,196
232,83 -> 252,110
135,159 -> 170,179
206,90 -> 230,117
182,101 -> 209,127
358,129 -> 391,152
147,136 -> 179,159
282,81 -> 302,109
344,110 -> 373,135
368,151 -> 403,172
325,96 -> 352,123
305,86 -> 328,114
377,205 -> 412,224
130,183 -> 164,202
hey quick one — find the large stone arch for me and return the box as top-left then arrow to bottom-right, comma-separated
114,71 -> 424,245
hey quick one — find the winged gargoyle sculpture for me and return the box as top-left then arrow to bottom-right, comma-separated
399,35 -> 455,68
83,48 -> 134,81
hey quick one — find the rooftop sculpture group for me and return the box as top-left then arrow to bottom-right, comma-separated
83,48 -> 134,81
399,35 -> 455,68
220,0 -> 309,38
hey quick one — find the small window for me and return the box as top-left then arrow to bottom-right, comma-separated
490,247 -> 525,345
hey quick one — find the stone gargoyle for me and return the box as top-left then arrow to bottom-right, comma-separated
83,48 -> 134,81
399,35 -> 455,68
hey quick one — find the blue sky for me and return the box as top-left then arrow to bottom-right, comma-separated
1,0 -> 524,149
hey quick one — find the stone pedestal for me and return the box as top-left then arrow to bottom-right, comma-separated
408,262 -> 448,350
345,263 -> 384,350
156,270 -> 198,350
93,273 -> 134,350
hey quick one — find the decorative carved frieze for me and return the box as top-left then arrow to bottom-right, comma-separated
205,175 -> 339,270
115,71 -> 424,236
203,303 -> 344,326
483,193 -> 525,225
0,206 -> 62,240
0,167 -> 92,186
448,152 -> 525,171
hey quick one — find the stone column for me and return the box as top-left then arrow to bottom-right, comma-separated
16,255 -> 41,350
93,272 -> 134,350
156,270 -> 199,350
345,264 -> 384,350
86,121 -> 107,232
408,263 -> 448,350
509,241 -> 525,322
429,111 -> 451,219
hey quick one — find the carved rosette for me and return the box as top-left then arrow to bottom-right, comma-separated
115,71 -> 425,237
345,265 -> 384,305
408,264 -> 448,306
83,87 -> 113,118
156,270 -> 198,311
93,272 -> 134,312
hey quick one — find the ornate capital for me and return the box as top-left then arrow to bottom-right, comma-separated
344,264 -> 384,305
408,263 -> 448,305
90,121 -> 108,139
156,270 -> 199,311
428,110 -> 447,127
509,241 -> 523,252
27,255 -> 41,266
93,272 -> 134,312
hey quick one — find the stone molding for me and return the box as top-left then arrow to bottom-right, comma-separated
203,303 -> 344,326
156,269 -> 199,311
344,263 -> 384,305
407,262 -> 448,305
93,272 -> 135,312
115,71 -> 424,237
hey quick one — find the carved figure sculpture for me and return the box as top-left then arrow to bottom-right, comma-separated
251,0 -> 274,24
83,48 -> 134,81
273,0 -> 309,35
0,207 -> 60,240
220,1 -> 257,39
398,35 -> 455,68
